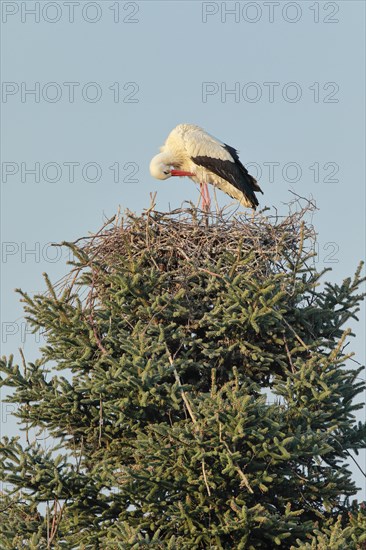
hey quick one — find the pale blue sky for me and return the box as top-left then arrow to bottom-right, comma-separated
1,1 -> 365,497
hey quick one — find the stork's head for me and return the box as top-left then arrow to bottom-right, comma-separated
150,152 -> 195,180
149,153 -> 172,180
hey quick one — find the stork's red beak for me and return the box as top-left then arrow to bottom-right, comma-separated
170,169 -> 195,177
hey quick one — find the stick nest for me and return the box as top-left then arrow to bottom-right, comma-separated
54,198 -> 318,299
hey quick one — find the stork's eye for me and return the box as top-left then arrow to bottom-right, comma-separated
163,170 -> 170,175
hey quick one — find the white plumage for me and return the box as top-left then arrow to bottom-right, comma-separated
149,124 -> 263,209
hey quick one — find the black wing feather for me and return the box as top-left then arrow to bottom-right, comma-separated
191,143 -> 263,209
223,144 -> 263,194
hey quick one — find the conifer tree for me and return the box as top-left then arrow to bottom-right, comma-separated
1,205 -> 365,549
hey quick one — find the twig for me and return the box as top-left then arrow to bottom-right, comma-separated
166,346 -> 196,425
344,449 -> 366,479
198,267 -> 225,279
221,435 -> 254,494
47,497 -> 67,548
99,395 -> 103,447
166,345 -> 214,497
282,317 -> 310,351
284,337 -> 296,373
98,394 -> 103,447
0,498 -> 21,514
201,459 -> 211,496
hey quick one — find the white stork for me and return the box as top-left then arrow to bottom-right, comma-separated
149,123 -> 263,210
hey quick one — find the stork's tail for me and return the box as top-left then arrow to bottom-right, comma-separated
249,174 -> 263,195
240,173 -> 263,210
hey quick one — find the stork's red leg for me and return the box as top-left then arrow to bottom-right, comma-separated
200,182 -> 211,211
204,183 -> 211,209
199,183 -> 205,208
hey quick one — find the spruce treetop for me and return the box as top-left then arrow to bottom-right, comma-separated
1,203 -> 365,549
